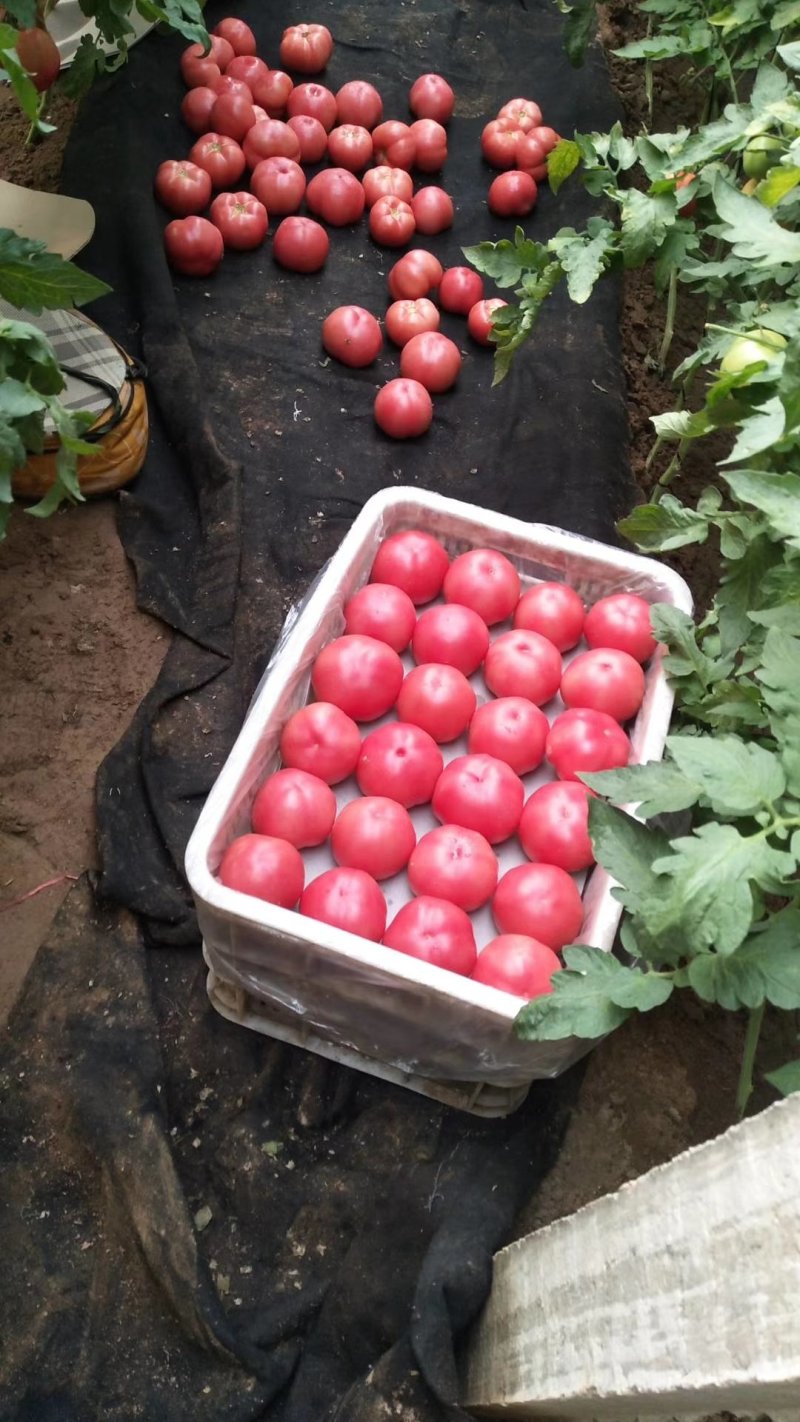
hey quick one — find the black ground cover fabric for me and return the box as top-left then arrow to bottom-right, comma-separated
1,2 -> 630,1417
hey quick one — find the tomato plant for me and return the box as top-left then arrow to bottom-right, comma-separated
561,648 -> 645,723
396,663 -> 476,742
327,124 -> 373,172
468,697 -> 549,774
369,196 -> 416,246
433,753 -> 525,844
514,583 -> 585,651
219,833 -> 304,909
336,80 -> 383,129
312,634 -> 404,721
411,187 -> 454,234
280,702 -> 361,784
300,867 -> 386,941
322,306 -> 383,368
385,298 -> 440,346
443,548 -> 520,624
363,166 -> 414,208
154,160 -> 212,216
286,81 -> 337,130
472,935 -> 561,998
519,781 -> 595,873
483,629 -> 562,705
374,378 -> 433,437
383,897 -> 477,976
331,796 -> 416,879
251,768 -> 336,847
272,216 -> 329,272
493,862 -> 584,949
439,266 -> 484,314
209,192 -> 268,250
371,530 -> 449,603
189,132 -> 246,187
356,722 -> 443,806
287,114 -> 328,162
164,216 -> 224,276
343,581 -> 415,646
412,603 -> 489,676
408,825 -> 498,911
250,157 -> 306,216
307,168 -> 366,225
279,23 -> 334,74
400,331 -> 462,393
488,171 -> 537,217
409,74 -> 454,124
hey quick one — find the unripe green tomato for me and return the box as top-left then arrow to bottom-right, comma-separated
742,135 -> 783,179
719,328 -> 787,374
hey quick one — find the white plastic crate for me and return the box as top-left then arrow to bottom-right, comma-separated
185,488 -> 693,1116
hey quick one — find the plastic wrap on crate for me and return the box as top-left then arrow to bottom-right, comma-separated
186,488 -> 693,1097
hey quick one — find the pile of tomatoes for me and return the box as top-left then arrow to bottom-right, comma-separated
218,528 -> 657,1003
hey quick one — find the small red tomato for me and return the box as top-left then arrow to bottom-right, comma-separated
400,331 -> 462,393
15,26 -> 60,91
286,81 -> 338,131
336,79 -> 383,129
385,298 -> 441,347
363,165 -> 414,208
300,867 -> 386,941
374,378 -> 433,438
280,702 -> 361,784
180,86 -> 217,135
468,697 -> 549,775
413,603 -> 489,676
251,156 -> 306,216
472,935 -> 561,998
388,249 -> 443,300
287,113 -> 328,162
322,305 -> 383,368
516,130 -> 549,180
213,17 -> 257,55
481,118 -> 520,169
189,132 -> 246,187
307,167 -> 366,225
164,216 -> 224,277
545,708 -> 631,781
327,122 -> 373,171
154,159 -> 212,216
408,825 -> 498,911
383,897 -> 477,976
211,74 -> 253,101
372,120 -> 412,163
561,648 -> 645,722
493,862 -> 583,950
443,548 -> 520,625
252,69 -> 294,117
467,297 -> 508,346
497,97 -> 543,131
484,629 -> 562,705
180,42 -> 221,89
409,73 -> 454,124
356,722 -> 443,806
410,117 -> 448,172
312,634 -> 404,721
433,753 -> 525,844
519,781 -> 595,874
331,797 -> 416,879
439,266 -> 484,314
489,170 -> 537,217
226,55 -> 269,87
584,593 -> 657,664
411,186 -> 454,234
244,118 -> 301,168
219,833 -> 304,908
272,215 -> 329,272
371,530 -> 449,603
514,583 -> 585,651
209,191 -> 268,250
210,91 -> 256,142
343,582 -> 416,648
279,22 -> 334,75
396,663 -> 476,742
251,768 -> 336,847
370,195 -> 416,246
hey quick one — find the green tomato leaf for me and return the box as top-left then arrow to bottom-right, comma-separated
557,0 -> 600,67
716,533 -> 782,654
765,1059 -> 800,1095
757,167 -> 800,208
548,220 -> 615,303
3,0 -> 38,25
687,948 -> 766,1009
777,41 -> 800,71
710,173 -> 800,267
515,945 -> 631,1041
651,407 -> 713,440
667,733 -> 786,816
606,969 -> 674,1011
135,0 -> 208,47
0,378 -> 47,419
547,139 -> 581,194
724,468 -> 800,550
618,495 -> 710,553
619,189 -> 676,268
0,230 -> 111,313
62,33 -> 108,98
581,760 -> 700,817
721,396 -> 786,464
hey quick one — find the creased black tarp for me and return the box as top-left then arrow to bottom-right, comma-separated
1,1 -> 628,1417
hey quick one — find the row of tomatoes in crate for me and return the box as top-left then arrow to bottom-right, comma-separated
217,530 -> 656,1000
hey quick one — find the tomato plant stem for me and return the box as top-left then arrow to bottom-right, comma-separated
736,1003 -> 765,1119
658,266 -> 678,372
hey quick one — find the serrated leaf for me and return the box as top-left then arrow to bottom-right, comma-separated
0,230 -> 111,314
0,379 -> 46,419
721,396 -> 786,463
749,605 -> 800,632
559,0 -> 599,66
765,1059 -> 800,1095
724,468 -> 800,550
710,174 -> 800,267
667,733 -> 786,815
716,534 -> 781,653
548,221 -> 614,303
463,232 -> 547,289
777,41 -> 800,71
62,33 -> 107,98
135,0 -> 207,47
687,949 -> 765,1009
515,946 -> 631,1041
651,408 -> 712,440
618,495 -> 710,553
607,969 -> 674,1011
548,139 -> 581,194
582,760 -> 700,817
757,167 -> 800,208
620,190 -> 676,268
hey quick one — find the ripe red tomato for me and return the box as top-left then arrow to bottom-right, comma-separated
213,17 -> 256,55
210,191 -> 268,250
413,604 -> 489,676
331,797 -> 416,880
515,130 -> 549,180
272,215 -> 329,271
280,701 -> 361,783
226,55 -> 269,87
371,530 -> 448,603
181,43 -> 221,88
533,125 -> 560,153
206,34 -> 235,68
219,833 -> 305,908
489,170 -> 537,217
280,23 -> 334,74
388,250 -> 443,300
409,74 -> 454,124
154,160 -> 212,216
252,105 -> 269,124
374,378 -> 432,438
433,754 -> 524,844
306,168 -> 366,225
396,663 -> 476,742
180,86 -> 217,135
385,298 -> 441,347
327,123 -> 373,172
164,216 -> 224,277
210,90 -> 255,141
369,196 -> 416,246
15,27 -> 60,91
443,548 -> 520,625
189,132 -> 246,187
211,74 -> 253,101
493,862 -> 583,949
439,266 -> 484,314
561,648 -> 645,722
300,867 -> 386,941
243,118 -> 301,168
408,825 -> 498,911
409,118 -> 448,172
514,582 -> 585,651
497,97 -> 543,131
545,707 -> 631,781
411,186 -> 454,234
286,81 -> 337,130
372,120 -> 415,167
356,722 -> 443,805
251,767 -> 336,847
312,634 -> 404,721
400,331 -> 462,393
467,697 -> 549,774
467,297 -> 508,345
343,581 -> 415,647
363,165 -> 414,208
336,79 -> 383,129
383,897 -> 477,976
251,156 -> 306,215
472,935 -> 561,998
519,781 -> 595,874
584,593 -> 657,663
484,629 -> 562,705
481,119 -> 520,169
322,305 -> 383,368
287,113 -> 328,162
252,70 -> 294,117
